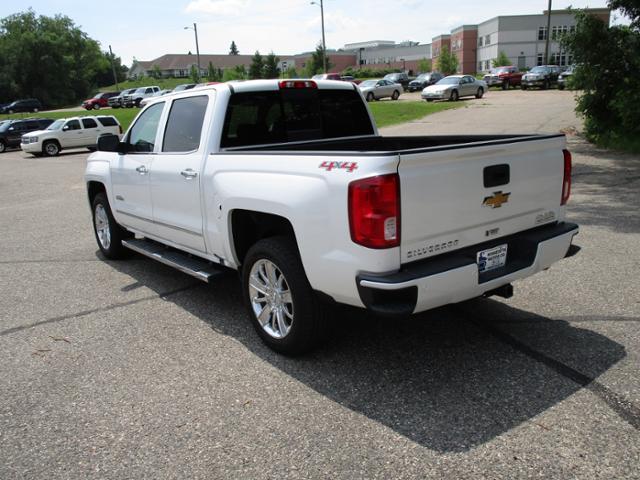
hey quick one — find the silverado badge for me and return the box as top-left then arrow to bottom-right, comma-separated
483,191 -> 511,208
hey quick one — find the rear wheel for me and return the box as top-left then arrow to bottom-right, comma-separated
0,140 -> 6,154
391,90 -> 400,100
33,108 -> 39,113
475,87 -> 484,99
43,140 -> 60,157
91,192 -> 132,259
543,79 -> 550,90
242,236 -> 328,355
450,89 -> 459,101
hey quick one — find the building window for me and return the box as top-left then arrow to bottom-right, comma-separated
478,37 -> 483,47
485,35 -> 490,45
570,25 -> 576,33
538,26 -> 548,41
537,53 -> 544,66
478,61 -> 483,71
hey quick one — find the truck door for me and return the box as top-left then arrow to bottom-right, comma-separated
148,94 -> 210,252
80,117 -> 101,147
60,119 -> 84,148
110,101 -> 165,235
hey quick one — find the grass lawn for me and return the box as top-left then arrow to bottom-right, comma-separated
368,100 -> 464,128
2,99 -> 462,134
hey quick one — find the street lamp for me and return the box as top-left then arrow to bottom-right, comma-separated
184,23 -> 201,80
310,0 -> 327,74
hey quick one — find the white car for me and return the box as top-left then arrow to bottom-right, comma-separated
85,80 -> 579,355
422,75 -> 487,101
21,116 -> 122,157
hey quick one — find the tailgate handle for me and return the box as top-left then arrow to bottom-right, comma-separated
484,164 -> 510,188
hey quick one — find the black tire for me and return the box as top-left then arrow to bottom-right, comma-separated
391,90 -> 400,100
521,84 -> 528,90
91,192 -> 132,260
33,108 -> 39,113
8,109 -> 14,114
475,87 -> 484,99
543,79 -> 550,90
42,140 -> 60,157
94,104 -> 100,110
366,92 -> 374,102
241,236 -> 328,355
0,140 -> 6,154
87,147 -> 97,152
558,84 -> 565,90
502,80 -> 509,90
450,89 -> 459,101
426,99 -> 434,102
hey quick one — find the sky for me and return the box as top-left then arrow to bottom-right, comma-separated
0,1 -> 624,67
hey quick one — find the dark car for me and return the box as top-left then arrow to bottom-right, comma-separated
82,92 -> 120,110
383,72 -> 411,91
407,72 -> 443,92
108,88 -> 137,109
0,118 -> 54,153
521,65 -> 561,90
0,98 -> 43,114
557,66 -> 575,90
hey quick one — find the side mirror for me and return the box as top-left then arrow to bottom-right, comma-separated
62,126 -> 69,131
8,127 -> 14,131
97,134 -> 125,153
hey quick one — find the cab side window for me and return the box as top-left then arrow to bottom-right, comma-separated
82,118 -> 98,129
64,120 -> 81,131
162,96 -> 209,153
127,102 -> 164,153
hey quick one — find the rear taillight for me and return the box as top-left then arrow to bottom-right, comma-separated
561,149 -> 572,205
348,174 -> 400,249
278,80 -> 317,89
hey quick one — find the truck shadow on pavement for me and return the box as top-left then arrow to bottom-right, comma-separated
567,136 -> 640,233
107,256 -> 630,452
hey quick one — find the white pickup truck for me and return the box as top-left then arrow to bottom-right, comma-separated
85,79 -> 579,354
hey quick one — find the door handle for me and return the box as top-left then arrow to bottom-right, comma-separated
136,165 -> 148,175
180,169 -> 198,179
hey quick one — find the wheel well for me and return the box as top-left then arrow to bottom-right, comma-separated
231,210 -> 296,266
87,181 -> 106,206
43,138 -> 61,147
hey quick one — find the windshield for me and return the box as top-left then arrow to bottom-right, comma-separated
384,74 -> 398,79
47,120 -> 65,130
311,74 -> 325,80
360,80 -> 377,87
0,121 -> 11,132
436,77 -> 460,85
134,88 -> 146,94
530,67 -> 548,74
93,93 -> 103,99
415,74 -> 429,81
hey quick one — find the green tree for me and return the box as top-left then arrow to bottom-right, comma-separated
222,65 -> 247,81
563,4 -> 640,151
285,67 -> 299,79
0,10 -> 111,107
492,51 -> 511,67
190,64 -> 199,83
249,50 -> 264,79
435,46 -> 458,75
305,43 -> 333,76
263,52 -> 280,79
229,41 -> 239,55
93,50 -> 128,87
207,61 -> 222,81
418,58 -> 432,73
150,64 -> 162,79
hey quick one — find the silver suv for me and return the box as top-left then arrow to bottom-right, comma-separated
122,86 -> 160,108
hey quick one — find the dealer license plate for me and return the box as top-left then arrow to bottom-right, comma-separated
477,244 -> 508,273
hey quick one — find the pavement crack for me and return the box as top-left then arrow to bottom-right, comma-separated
0,283 -> 200,337
469,317 -> 640,431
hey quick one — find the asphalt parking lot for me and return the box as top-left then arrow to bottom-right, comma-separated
1,89 -> 639,479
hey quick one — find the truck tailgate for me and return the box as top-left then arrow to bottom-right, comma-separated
398,135 -> 567,264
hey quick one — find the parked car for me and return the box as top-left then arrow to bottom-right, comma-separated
483,66 -> 523,90
173,83 -> 197,93
383,72 -> 411,91
108,89 -> 137,109
82,92 -> 120,110
139,89 -> 173,108
422,75 -> 487,101
557,66 -> 575,90
407,72 -> 443,92
21,115 -> 121,157
0,98 -> 42,114
0,118 -> 54,153
122,86 -> 161,108
312,73 -> 342,81
86,79 -> 579,354
521,65 -> 561,90
339,75 -> 362,85
358,79 -> 402,101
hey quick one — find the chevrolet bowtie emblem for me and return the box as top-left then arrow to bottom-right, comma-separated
483,191 -> 511,208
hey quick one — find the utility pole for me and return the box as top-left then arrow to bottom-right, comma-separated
544,0 -> 553,65
311,0 -> 328,73
108,45 -> 119,90
185,23 -> 201,80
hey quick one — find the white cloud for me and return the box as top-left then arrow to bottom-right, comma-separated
185,0 -> 249,16
305,10 -> 364,34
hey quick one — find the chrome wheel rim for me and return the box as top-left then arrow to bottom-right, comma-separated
94,204 -> 111,250
249,259 -> 294,339
0,142 -> 5,153
45,143 -> 58,155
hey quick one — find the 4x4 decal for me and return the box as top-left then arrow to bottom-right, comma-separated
319,161 -> 358,173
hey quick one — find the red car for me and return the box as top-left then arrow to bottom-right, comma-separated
82,92 -> 120,110
483,66 -> 523,90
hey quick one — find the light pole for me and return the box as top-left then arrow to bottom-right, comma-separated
184,23 -> 201,80
544,0 -> 552,65
108,45 -> 119,90
310,0 -> 327,73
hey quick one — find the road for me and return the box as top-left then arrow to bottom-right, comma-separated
1,89 -> 638,479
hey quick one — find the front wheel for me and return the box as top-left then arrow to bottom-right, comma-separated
43,140 -> 60,157
502,80 -> 509,90
521,85 -> 528,90
242,236 -> 328,355
94,104 -> 100,110
0,140 -> 6,154
92,192 -> 132,259
391,90 -> 400,100
366,92 -> 374,102
475,87 -> 484,99
450,89 -> 459,101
